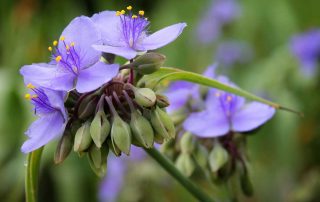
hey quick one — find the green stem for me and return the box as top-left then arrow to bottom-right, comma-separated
144,148 -> 215,202
25,147 -> 44,202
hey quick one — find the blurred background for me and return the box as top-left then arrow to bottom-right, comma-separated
0,0 -> 320,201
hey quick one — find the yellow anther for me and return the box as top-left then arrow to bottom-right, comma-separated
139,10 -> 145,16
132,15 -> 138,19
127,6 -> 132,10
25,93 -> 31,100
70,42 -> 75,47
116,11 -> 121,16
227,96 -> 232,102
59,36 -> 65,41
53,40 -> 58,46
55,55 -> 62,62
27,83 -> 35,89
48,46 -> 53,52
66,45 -> 70,50
120,10 -> 125,15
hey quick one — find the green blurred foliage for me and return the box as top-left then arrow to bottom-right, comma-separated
0,0 -> 319,202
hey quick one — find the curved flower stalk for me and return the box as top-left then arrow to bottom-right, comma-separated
21,84 -> 67,153
92,7 -> 187,59
20,16 -> 119,93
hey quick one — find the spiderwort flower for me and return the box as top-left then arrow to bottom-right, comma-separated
92,6 -> 187,59
290,29 -> 320,76
21,84 -> 67,153
183,76 -> 275,137
20,16 -> 119,93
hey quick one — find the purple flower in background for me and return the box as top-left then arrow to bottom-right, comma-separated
183,76 -> 275,137
165,65 -> 216,113
215,41 -> 253,67
20,16 -> 119,93
99,146 -> 146,202
21,84 -> 67,153
290,29 -> 320,76
197,0 -> 241,43
92,8 -> 187,59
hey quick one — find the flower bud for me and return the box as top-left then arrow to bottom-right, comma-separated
150,106 -> 175,139
240,167 -> 254,196
111,115 -> 132,155
208,141 -> 229,173
90,110 -> 110,148
133,87 -> 157,107
194,144 -> 208,169
54,129 -> 73,164
74,121 -> 92,152
132,52 -> 166,74
107,139 -> 121,157
156,94 -> 170,108
88,144 -> 109,177
175,153 -> 195,177
78,94 -> 98,120
180,132 -> 195,154
130,111 -> 154,148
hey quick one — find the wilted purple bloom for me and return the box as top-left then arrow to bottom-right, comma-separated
92,9 -> 187,59
291,29 -> 320,76
165,65 -> 216,113
215,41 -> 253,67
20,16 -> 119,93
183,76 -> 275,137
21,84 -> 67,153
197,0 -> 241,43
99,146 -> 146,202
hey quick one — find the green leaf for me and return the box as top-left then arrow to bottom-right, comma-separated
25,147 -> 44,202
138,67 -> 301,115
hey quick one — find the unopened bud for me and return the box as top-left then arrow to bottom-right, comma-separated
78,94 -> 98,119
54,129 -> 73,164
175,153 -> 195,177
130,111 -> 154,148
208,141 -> 229,172
150,106 -> 175,139
74,121 -> 92,152
88,144 -> 109,177
90,110 -> 110,148
111,116 -> 132,155
107,139 -> 121,157
240,167 -> 254,196
180,132 -> 195,154
132,52 -> 166,74
133,87 -> 157,107
194,144 -> 208,169
156,94 -> 170,108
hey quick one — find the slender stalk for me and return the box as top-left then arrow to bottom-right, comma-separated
144,147 -> 215,202
25,147 -> 44,202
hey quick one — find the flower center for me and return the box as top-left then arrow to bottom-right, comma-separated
116,6 -> 149,48
25,83 -> 56,115
48,36 -> 80,75
215,91 -> 237,120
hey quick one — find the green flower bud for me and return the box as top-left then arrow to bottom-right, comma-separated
111,115 -> 132,155
150,106 -> 175,139
90,110 -> 110,148
74,121 -> 92,152
133,87 -> 157,107
154,133 -> 164,144
180,132 -> 195,154
78,94 -> 98,120
107,139 -> 121,157
156,94 -> 170,108
194,144 -> 208,169
88,144 -> 109,177
130,110 -> 154,148
208,141 -> 229,173
240,167 -> 254,197
54,129 -> 73,164
175,153 -> 195,177
132,52 -> 166,74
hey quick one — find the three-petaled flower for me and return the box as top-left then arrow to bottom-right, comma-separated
20,16 -> 119,93
91,7 -> 187,59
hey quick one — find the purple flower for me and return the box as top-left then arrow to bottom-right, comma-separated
290,29 -> 320,76
215,41 -> 253,67
91,8 -> 187,60
197,0 -> 241,43
165,65 -> 216,113
20,16 -> 119,93
99,146 -> 146,202
21,84 -> 67,153
183,76 -> 275,137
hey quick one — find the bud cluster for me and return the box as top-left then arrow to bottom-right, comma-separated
54,52 -> 175,176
